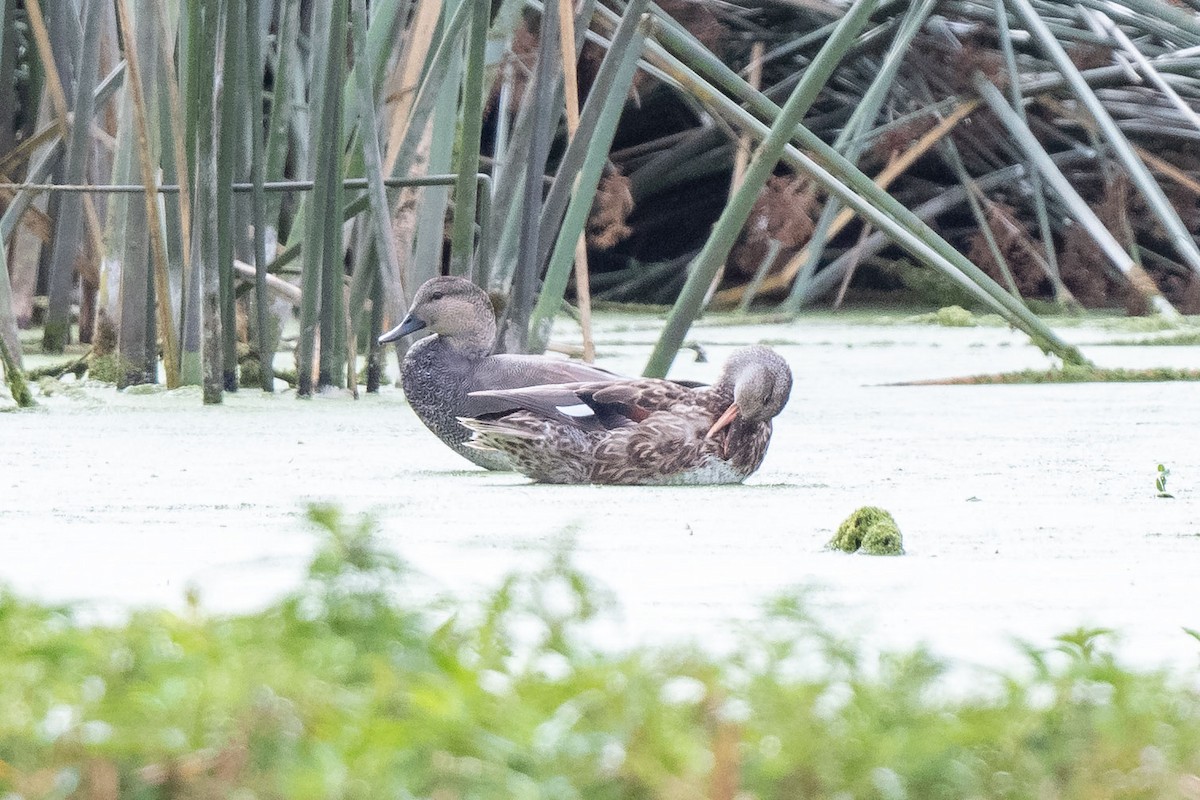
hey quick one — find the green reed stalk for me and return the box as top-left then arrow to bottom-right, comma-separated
216,0 -> 243,391
317,0 -> 349,389
449,0 -> 489,277
509,0 -> 561,352
246,0 -> 273,391
188,0 -> 223,403
0,0 -> 20,368
42,0 -> 103,354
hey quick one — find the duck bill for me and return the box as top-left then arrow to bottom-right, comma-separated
706,403 -> 740,439
378,313 -> 426,344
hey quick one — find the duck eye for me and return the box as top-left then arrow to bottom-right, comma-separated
428,292 -> 444,301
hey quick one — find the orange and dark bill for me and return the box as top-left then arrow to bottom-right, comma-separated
705,403 -> 739,438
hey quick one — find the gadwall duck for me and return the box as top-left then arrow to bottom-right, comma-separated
457,345 -> 793,485
379,276 -> 619,470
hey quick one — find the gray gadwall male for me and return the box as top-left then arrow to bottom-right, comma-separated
379,276 -> 618,470
457,345 -> 793,485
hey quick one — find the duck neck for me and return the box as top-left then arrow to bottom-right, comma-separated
437,321 -> 496,359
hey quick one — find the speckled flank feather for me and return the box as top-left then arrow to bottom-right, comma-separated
460,413 -> 595,483
460,346 -> 793,485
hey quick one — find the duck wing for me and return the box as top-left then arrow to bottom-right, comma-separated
579,379 -> 699,422
467,377 -> 701,432
461,352 -> 708,431
469,353 -> 706,393
465,381 -> 616,432
457,354 -> 616,427
471,353 -> 619,390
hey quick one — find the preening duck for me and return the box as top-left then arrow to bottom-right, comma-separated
458,345 -> 793,485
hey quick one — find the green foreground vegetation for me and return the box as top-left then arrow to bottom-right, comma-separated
3,506 -> 1200,799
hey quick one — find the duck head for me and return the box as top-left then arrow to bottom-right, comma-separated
706,346 -> 793,438
378,276 -> 497,354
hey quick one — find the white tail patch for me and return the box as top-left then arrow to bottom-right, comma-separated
555,403 -> 595,418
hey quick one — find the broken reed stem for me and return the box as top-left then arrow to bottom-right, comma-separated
832,223 -> 874,309
557,0 -> 595,362
1134,145 -> 1200,198
709,41 -> 764,309
735,236 -> 781,314
22,0 -> 69,121
730,44 -> 764,197
115,0 -> 181,387
157,3 -> 192,273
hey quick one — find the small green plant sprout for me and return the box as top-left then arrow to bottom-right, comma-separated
1156,464 -> 1173,498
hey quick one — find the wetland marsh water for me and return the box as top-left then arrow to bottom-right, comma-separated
2,313 -> 1199,672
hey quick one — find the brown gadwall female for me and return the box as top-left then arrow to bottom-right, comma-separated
378,276 -> 618,470
457,345 -> 793,485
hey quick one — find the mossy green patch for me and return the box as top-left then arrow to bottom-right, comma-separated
239,356 -> 262,388
123,382 -> 165,395
88,354 -> 153,387
946,306 -> 989,327
35,376 -> 89,400
1105,330 -> 1200,347
862,518 -> 904,555
0,333 -> 35,408
887,259 -> 982,309
85,353 -> 126,384
829,506 -> 904,555
24,352 -> 90,380
272,368 -> 299,387
904,305 -> 999,328
1097,315 -> 1185,333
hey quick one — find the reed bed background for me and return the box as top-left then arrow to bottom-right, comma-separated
2,0 -> 1200,405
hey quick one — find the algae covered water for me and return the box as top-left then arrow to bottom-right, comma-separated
2,314 -> 1198,671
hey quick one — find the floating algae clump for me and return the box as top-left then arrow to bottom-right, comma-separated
905,305 -> 977,327
829,506 -> 904,555
930,305 -> 976,327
